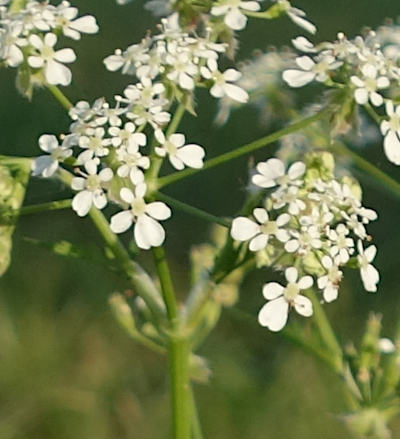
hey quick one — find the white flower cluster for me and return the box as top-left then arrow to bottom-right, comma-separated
283,30 -> 400,166
231,154 -> 379,332
0,0 -> 98,86
31,94 -> 206,249
104,13 -> 248,104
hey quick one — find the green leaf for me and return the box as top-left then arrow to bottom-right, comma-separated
0,156 -> 31,277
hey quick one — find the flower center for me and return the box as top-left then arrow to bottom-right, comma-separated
284,283 -> 300,301
131,198 -> 147,216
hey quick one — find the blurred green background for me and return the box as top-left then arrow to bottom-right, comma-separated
1,0 -> 400,437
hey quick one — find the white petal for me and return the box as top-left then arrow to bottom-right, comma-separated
120,187 -> 134,204
45,60 -> 72,86
31,156 -> 54,177
223,68 -> 241,82
370,92 -> 383,107
298,275 -> 313,290
134,215 -> 166,249
28,56 -> 44,68
223,83 -> 249,103
103,55 -> 124,72
283,69 -> 315,87
177,145 -> 205,169
361,264 -> 379,292
384,131 -> 400,165
287,12 -> 316,34
288,161 -> 305,179
293,295 -> 313,317
258,298 -> 289,332
231,217 -> 259,241
93,191 -> 107,209
70,15 -> 99,34
110,211 -> 133,233
323,286 -> 338,303
364,245 -> 377,263
239,1 -> 260,11
285,239 -> 299,253
262,282 -> 284,300
38,134 -> 58,152
285,267 -> 298,283
54,48 -> 76,63
72,191 -> 93,217
295,56 -> 315,71
253,208 -> 268,224
225,9 -> 247,31
354,88 -> 368,105
249,233 -> 268,251
146,202 -> 171,220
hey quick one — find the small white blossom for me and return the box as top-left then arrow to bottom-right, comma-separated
381,100 -> 400,165
201,59 -> 249,103
71,160 -> 113,217
231,208 -> 290,251
116,144 -> 150,184
378,338 -> 396,354
351,65 -> 389,107
211,0 -> 260,31
328,224 -> 354,264
110,185 -> 171,249
154,130 -> 205,170
357,240 -> 379,293
317,256 -> 343,303
252,158 -> 305,188
285,225 -> 322,254
28,33 -> 76,86
31,134 -> 74,178
77,127 -> 109,164
258,267 -> 313,332
55,1 -> 99,40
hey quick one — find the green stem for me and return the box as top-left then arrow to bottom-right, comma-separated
168,336 -> 191,439
156,191 -> 231,228
190,386 -> 203,439
158,107 -> 330,188
47,85 -> 73,110
334,142 -> 400,200
364,103 -> 383,124
14,199 -> 72,216
307,289 -> 343,373
166,103 -> 186,137
152,246 -> 179,323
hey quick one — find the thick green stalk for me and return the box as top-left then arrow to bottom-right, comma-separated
168,336 -> 191,439
156,191 -> 231,228
158,108 -> 330,188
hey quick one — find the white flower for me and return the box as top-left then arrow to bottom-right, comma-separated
231,208 -> 290,251
276,0 -> 316,34
211,0 -> 260,31
291,36 -> 316,53
116,143 -> 150,184
283,54 -> 341,88
201,59 -> 248,103
55,2 -> 99,40
103,39 -> 150,75
258,267 -> 313,332
272,185 -> 306,215
357,240 -> 379,293
77,127 -> 109,164
285,225 -> 322,254
28,33 -> 76,86
328,224 -> 354,264
351,65 -> 389,107
108,122 -> 146,148
252,158 -> 305,188
31,134 -> 74,178
317,256 -> 343,303
154,130 -> 205,170
380,100 -> 400,165
165,50 -> 198,90
110,184 -> 171,250
71,160 -> 113,217
0,21 -> 26,67
378,338 -> 396,354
